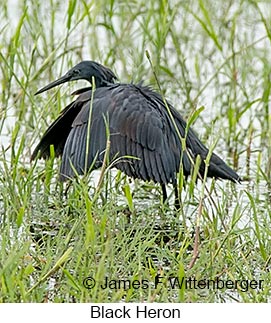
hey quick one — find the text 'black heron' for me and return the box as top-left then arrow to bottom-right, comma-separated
32,61 -> 240,207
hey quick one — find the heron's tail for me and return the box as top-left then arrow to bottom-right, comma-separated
186,127 -> 241,183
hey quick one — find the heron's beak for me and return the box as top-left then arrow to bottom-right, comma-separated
35,73 -> 72,95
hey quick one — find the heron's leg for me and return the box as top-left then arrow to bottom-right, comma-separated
174,185 -> 181,210
161,184 -> 167,204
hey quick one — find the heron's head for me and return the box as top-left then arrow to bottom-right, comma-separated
35,61 -> 118,95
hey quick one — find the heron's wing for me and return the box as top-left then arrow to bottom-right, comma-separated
58,84 -> 240,183
107,86 -> 182,184
31,90 -> 92,160
141,86 -> 240,183
59,85 -> 181,183
59,91 -> 109,180
166,106 -> 240,182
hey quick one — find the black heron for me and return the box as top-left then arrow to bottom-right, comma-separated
32,61 -> 240,207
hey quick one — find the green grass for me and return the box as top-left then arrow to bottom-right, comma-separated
0,0 -> 271,302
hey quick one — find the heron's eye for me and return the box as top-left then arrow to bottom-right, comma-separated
73,69 -> 80,75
